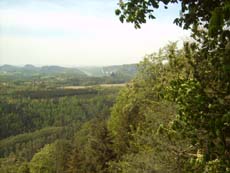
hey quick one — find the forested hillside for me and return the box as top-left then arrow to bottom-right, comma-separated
0,64 -> 137,86
0,0 -> 229,173
0,76 -> 121,172
2,41 -> 228,173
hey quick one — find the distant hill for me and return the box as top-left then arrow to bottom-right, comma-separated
0,64 -> 138,78
0,65 -> 20,72
0,65 -> 86,76
40,66 -> 85,75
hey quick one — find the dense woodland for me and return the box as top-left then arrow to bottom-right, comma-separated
0,0 -> 230,172
0,75 -> 121,172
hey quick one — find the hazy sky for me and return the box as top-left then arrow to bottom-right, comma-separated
0,0 -> 189,66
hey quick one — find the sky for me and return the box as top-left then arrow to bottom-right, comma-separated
0,0 -> 189,66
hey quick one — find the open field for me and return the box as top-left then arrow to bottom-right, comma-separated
61,83 -> 127,90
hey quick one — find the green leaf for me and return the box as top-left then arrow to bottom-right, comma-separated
115,9 -> 121,16
119,15 -> 125,23
148,14 -> 155,19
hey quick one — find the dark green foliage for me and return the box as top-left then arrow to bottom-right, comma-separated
0,71 -> 121,173
18,162 -> 30,173
107,39 -> 229,172
0,87 -> 117,139
68,118 -> 115,173
0,127 -> 63,158
14,88 -> 99,99
167,43 -> 230,172
29,140 -> 72,173
114,0 -> 230,172
54,140 -> 72,173
0,153 -> 22,173
107,43 -> 190,172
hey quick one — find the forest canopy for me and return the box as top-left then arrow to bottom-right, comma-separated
0,0 -> 229,173
112,0 -> 230,172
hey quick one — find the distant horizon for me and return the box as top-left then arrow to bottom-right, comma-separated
0,62 -> 138,68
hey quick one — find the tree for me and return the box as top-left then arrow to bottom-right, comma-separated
107,43 -> 193,172
68,119 -> 115,173
115,0 -> 230,172
18,162 -> 30,173
116,1 -> 230,69
29,144 -> 56,173
53,140 -> 72,173
115,0 -> 229,36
